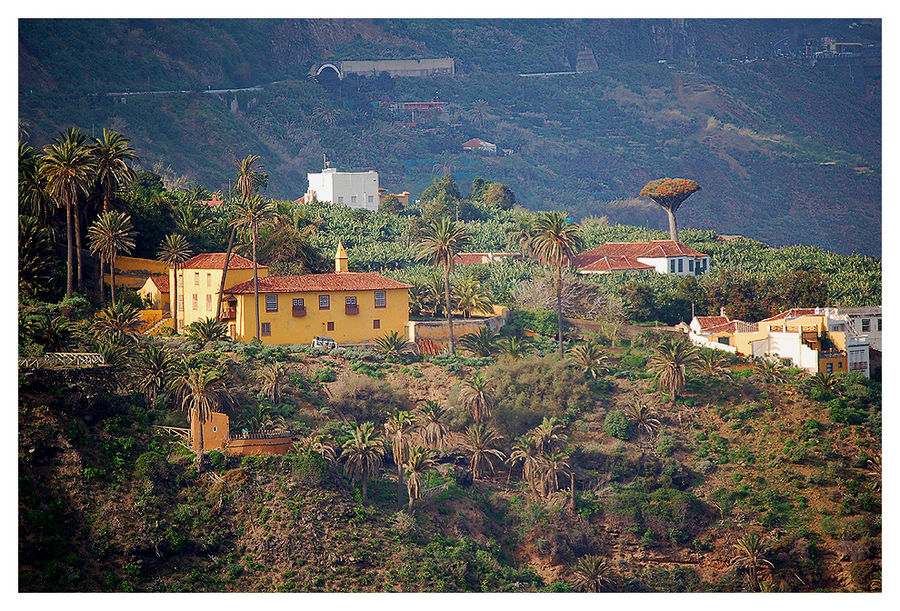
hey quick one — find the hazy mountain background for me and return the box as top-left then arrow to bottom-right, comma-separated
18,18 -> 882,255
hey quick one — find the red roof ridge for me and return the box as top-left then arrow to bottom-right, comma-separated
182,252 -> 264,270
226,272 -> 412,294
759,308 -> 819,323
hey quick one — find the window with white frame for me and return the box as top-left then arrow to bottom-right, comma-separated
319,295 -> 330,310
375,291 -> 386,308
266,294 -> 278,312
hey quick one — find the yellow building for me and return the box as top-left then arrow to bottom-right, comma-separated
138,275 -> 170,310
169,253 -> 268,333
105,255 -> 169,291
222,242 -> 411,345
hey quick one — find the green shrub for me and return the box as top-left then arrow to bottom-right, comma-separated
604,410 -> 631,440
655,432 -> 678,457
328,373 -> 411,423
484,354 -> 593,439
313,366 -> 336,383
828,399 -> 867,425
508,308 -> 558,337
207,450 -> 225,470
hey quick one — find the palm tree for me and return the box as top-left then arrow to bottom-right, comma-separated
40,128 -> 97,298
414,400 -> 452,450
567,341 -> 608,379
506,219 -> 533,256
507,435 -> 545,495
258,362 -> 288,405
458,327 -> 498,357
157,233 -> 192,333
532,416 -> 568,455
19,215 -> 54,297
699,349 -> 732,377
461,371 -> 493,425
18,142 -> 51,225
134,344 -> 173,406
404,446 -> 437,513
295,432 -> 337,465
530,211 -> 583,357
627,398 -> 661,450
464,423 -> 505,481
340,421 -> 385,501
373,330 -> 411,356
414,216 -> 471,354
540,450 -> 570,497
572,555 -> 612,592
810,371 -> 838,394
470,98 -> 490,128
92,128 -> 137,214
232,195 -> 275,340
173,365 -> 230,466
495,335 -> 533,358
385,410 -> 416,506
93,301 -> 143,344
731,533 -> 774,592
453,275 -> 494,318
648,336 -> 700,402
217,154 -> 268,319
87,210 -> 135,304
187,317 -> 228,347
754,358 -> 787,383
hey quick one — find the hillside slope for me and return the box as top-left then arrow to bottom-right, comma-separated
18,18 -> 881,255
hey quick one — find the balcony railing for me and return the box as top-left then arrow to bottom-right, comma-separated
345,304 -> 359,315
220,309 -> 236,320
292,306 -> 307,317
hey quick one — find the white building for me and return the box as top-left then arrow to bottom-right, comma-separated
819,307 -> 882,352
574,241 -> 710,277
303,168 -> 380,211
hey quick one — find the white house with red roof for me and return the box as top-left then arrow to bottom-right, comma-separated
461,138 -> 497,153
574,240 -> 710,277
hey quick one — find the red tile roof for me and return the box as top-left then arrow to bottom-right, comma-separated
148,274 -> 169,293
759,308 -> 818,323
182,253 -> 262,270
695,315 -> 728,330
574,240 -> 709,268
703,320 -> 758,335
225,273 -> 412,294
579,256 -> 655,273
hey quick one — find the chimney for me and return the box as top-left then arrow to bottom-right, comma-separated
335,239 -> 349,273
719,306 -> 726,319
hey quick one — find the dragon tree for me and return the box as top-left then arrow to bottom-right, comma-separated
639,177 -> 702,242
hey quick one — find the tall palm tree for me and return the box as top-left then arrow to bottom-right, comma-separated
731,533 -> 774,592
530,211 -> 582,357
648,336 -> 700,403
567,341 -> 608,379
461,371 -> 493,425
506,219 -> 534,256
19,215 -> 54,297
464,423 -> 505,481
572,555 -> 612,592
404,446 -> 437,513
385,410 -> 417,506
232,195 -> 274,340
258,362 -> 288,405
217,154 -> 268,318
92,128 -> 137,214
87,210 -> 135,304
532,416 -> 567,455
40,128 -> 97,298
507,435 -> 545,495
340,421 -> 385,501
18,142 -> 52,226
173,365 -> 230,466
540,450 -> 570,497
157,233 -> 192,333
134,344 -> 173,406
414,215 -> 471,354
414,400 -> 452,450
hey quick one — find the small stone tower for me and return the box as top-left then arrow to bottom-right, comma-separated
335,240 -> 349,273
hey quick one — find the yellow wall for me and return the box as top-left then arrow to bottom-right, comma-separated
106,256 -> 169,289
170,266 -> 266,332
819,354 -> 848,374
190,411 -> 230,452
231,287 -> 409,345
